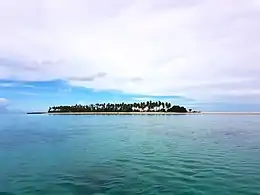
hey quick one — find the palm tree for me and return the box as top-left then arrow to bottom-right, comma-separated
158,101 -> 162,108
168,102 -> 171,109
48,101 -> 188,113
165,102 -> 171,111
146,101 -> 149,108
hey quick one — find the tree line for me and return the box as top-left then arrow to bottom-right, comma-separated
48,101 -> 189,113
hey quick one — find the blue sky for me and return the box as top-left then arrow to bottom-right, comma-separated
0,80 -> 198,112
1,0 -> 260,112
1,79 -> 260,112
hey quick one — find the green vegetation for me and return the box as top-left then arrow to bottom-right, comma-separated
48,101 -> 188,113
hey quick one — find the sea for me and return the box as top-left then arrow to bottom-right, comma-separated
0,114 -> 260,195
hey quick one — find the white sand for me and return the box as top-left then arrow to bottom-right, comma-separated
46,112 -> 260,115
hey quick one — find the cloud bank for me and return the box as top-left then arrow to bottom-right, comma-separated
1,0 -> 260,103
0,98 -> 9,112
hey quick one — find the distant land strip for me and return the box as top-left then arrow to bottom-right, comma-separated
26,112 -> 260,115
26,101 -> 260,115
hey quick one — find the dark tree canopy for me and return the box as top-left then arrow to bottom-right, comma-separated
48,101 -> 188,113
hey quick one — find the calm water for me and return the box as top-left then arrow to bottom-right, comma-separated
0,114 -> 260,195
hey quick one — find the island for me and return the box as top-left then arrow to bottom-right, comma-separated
47,101 -> 192,114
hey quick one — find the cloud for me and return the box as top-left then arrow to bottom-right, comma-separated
68,72 -> 107,81
0,58 -> 39,71
0,98 -> 9,112
0,0 -> 260,103
129,77 -> 143,82
0,97 -> 23,113
0,81 -> 35,88
0,83 -> 16,87
0,98 -> 8,105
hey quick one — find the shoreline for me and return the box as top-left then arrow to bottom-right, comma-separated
27,112 -> 260,115
47,112 -> 196,115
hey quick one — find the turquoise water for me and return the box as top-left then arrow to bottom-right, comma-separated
0,114 -> 260,195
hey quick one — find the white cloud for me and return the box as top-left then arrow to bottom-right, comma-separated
0,98 -> 9,106
0,81 -> 35,88
0,83 -> 16,87
0,0 -> 260,102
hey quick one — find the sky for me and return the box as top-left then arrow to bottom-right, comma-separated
0,0 -> 260,112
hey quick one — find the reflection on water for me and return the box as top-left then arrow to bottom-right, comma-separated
0,114 -> 260,195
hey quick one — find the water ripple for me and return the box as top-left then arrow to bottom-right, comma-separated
1,115 -> 260,194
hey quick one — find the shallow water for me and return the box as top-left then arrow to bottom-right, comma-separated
0,114 -> 260,195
